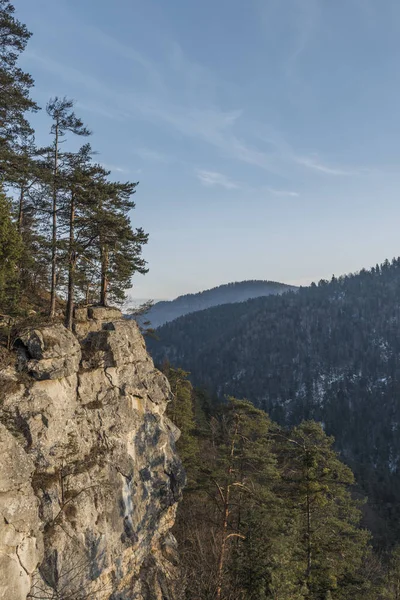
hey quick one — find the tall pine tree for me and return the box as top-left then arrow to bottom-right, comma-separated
87,175 -> 148,306
46,97 -> 91,317
0,0 -> 38,175
277,421 -> 372,599
0,191 -> 23,314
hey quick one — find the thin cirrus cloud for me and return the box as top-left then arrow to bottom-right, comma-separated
25,30 -> 371,182
100,163 -> 143,175
266,187 -> 299,197
293,155 -> 371,176
256,0 -> 320,72
27,48 -> 280,174
196,169 -> 299,198
101,163 -> 126,173
196,170 -> 240,190
132,147 -> 171,163
286,0 -> 321,75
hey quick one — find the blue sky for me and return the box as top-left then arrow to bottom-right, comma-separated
14,0 -> 400,299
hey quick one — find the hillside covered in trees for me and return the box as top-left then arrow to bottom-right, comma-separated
127,280 -> 297,328
150,259 -> 400,543
165,366 -> 400,600
0,0 -> 148,333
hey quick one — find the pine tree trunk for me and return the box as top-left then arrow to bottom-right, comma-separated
216,417 -> 239,600
49,125 -> 59,318
305,451 -> 312,585
232,458 -> 244,597
65,192 -> 75,330
100,243 -> 109,306
306,491 -> 312,576
216,487 -> 231,600
18,187 -> 24,231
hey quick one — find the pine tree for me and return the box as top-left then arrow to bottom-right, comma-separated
61,144 -> 100,329
277,421 -> 372,600
165,366 -> 199,472
0,0 -> 38,175
87,176 -> 148,306
384,546 -> 400,599
4,133 -> 38,229
3,134 -> 51,302
210,399 -> 277,600
0,190 -> 23,314
46,97 -> 91,317
235,499 -> 304,600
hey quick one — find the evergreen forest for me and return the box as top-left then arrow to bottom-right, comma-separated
164,366 -> 400,599
150,261 -> 400,551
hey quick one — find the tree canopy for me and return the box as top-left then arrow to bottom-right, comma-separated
164,369 -> 384,600
0,2 -> 148,327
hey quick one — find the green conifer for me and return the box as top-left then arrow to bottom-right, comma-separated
278,421 -> 372,600
45,97 -> 91,317
0,0 -> 38,174
165,366 -> 199,471
0,190 -> 23,314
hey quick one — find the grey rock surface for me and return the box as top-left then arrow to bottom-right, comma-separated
16,324 -> 81,380
0,308 -> 184,600
0,424 -> 43,600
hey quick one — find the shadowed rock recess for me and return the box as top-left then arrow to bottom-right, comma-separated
0,308 -> 185,600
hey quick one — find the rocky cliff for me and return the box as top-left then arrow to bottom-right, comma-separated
0,307 -> 185,600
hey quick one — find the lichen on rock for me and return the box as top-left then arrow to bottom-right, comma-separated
0,308 -> 185,600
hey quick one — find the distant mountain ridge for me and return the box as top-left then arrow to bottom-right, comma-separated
133,280 -> 297,328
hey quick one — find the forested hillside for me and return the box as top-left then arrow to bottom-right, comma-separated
129,280 -> 296,328
150,259 -> 400,542
164,366 -> 400,600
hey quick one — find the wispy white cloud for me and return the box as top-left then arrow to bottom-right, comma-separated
294,155 -> 368,176
286,0 -> 321,70
256,0 -> 322,110
133,147 -> 171,163
257,0 -> 320,71
71,23 -> 165,93
101,163 -> 125,173
196,170 -> 300,197
100,163 -> 128,173
254,127 -> 369,177
27,51 -> 265,170
266,187 -> 299,197
26,45 -> 372,181
76,101 -> 124,122
100,163 -> 143,177
196,170 -> 240,190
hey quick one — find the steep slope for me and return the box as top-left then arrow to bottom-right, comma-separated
131,280 -> 296,328
0,307 -> 184,600
148,259 -> 400,538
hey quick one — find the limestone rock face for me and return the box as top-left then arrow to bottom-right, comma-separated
0,309 -> 185,600
0,423 -> 43,600
16,323 -> 81,380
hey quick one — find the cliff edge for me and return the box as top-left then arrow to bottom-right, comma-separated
0,307 -> 185,600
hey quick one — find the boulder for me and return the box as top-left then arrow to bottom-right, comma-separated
16,324 -> 81,380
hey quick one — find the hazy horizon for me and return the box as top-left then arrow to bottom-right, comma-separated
125,257 -> 394,302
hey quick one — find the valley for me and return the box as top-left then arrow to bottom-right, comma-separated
149,259 -> 400,545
